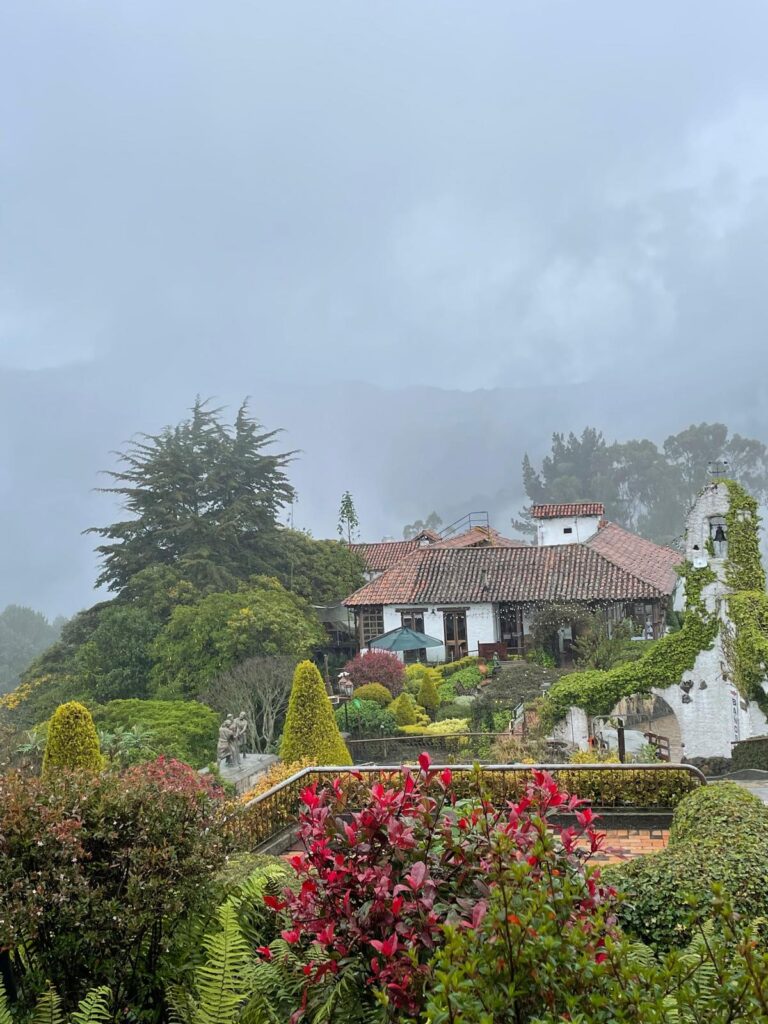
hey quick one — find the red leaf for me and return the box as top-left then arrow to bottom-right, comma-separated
418,752 -> 431,772
406,861 -> 427,891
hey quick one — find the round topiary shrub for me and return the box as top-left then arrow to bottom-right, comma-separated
42,701 -> 103,778
281,661 -> 352,766
669,781 -> 765,846
352,683 -> 393,707
610,781 -> 768,949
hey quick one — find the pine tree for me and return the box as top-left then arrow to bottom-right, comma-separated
337,491 -> 360,545
280,661 -> 352,765
87,399 -> 296,593
42,701 -> 103,777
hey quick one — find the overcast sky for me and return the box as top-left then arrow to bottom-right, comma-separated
2,2 -> 768,616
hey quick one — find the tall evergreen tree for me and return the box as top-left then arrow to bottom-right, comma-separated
87,399 -> 296,592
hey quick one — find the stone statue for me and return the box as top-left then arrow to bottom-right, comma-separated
217,712 -> 250,769
217,715 -> 240,768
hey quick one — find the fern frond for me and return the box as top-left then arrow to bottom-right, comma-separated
69,988 -> 112,1024
172,903 -> 254,1024
0,981 -> 14,1024
30,985 -> 65,1024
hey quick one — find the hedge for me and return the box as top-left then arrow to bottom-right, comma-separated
611,782 -> 768,949
93,699 -> 219,768
731,735 -> 768,772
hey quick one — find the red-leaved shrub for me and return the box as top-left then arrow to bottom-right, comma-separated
342,650 -> 405,696
265,753 -> 614,1019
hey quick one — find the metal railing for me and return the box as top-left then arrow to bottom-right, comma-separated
236,761 -> 706,852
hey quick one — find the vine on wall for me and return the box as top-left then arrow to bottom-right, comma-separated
540,478 -> 768,727
539,563 -> 718,729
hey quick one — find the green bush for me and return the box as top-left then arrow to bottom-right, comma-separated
280,660 -> 351,766
436,698 -> 475,722
351,683 -> 393,707
92,699 -> 219,768
0,759 -> 227,1016
437,655 -> 480,678
334,699 -> 397,737
418,671 -> 440,715
669,781 -> 765,846
41,701 -> 103,778
732,735 -> 768,772
611,782 -> 768,949
389,691 -> 418,726
400,718 -> 470,736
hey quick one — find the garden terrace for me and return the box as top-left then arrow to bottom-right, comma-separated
236,761 -> 705,853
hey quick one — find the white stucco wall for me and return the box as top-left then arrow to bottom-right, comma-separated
536,515 -> 601,547
551,707 -> 590,750
382,602 -> 498,662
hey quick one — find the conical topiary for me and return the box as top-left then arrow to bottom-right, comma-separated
417,671 -> 440,717
42,701 -> 103,778
280,660 -> 352,766
390,691 -> 418,726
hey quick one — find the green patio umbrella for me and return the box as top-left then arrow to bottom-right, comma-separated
367,626 -> 443,652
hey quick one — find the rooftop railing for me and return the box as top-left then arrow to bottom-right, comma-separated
235,761 -> 706,853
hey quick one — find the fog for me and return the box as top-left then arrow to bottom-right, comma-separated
2,1 -> 768,616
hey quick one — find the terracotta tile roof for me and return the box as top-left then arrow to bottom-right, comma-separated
531,503 -> 605,519
435,525 -> 527,549
350,531 -> 440,574
586,521 -> 681,595
344,543 -> 665,607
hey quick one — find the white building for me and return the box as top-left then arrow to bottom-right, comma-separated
531,503 -> 604,547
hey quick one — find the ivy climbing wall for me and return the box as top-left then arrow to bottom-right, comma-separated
546,481 -> 768,760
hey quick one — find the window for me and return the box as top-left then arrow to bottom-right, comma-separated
563,527 -> 573,535
358,606 -> 384,645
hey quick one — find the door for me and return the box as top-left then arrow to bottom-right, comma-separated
443,610 -> 468,661
498,604 -> 524,656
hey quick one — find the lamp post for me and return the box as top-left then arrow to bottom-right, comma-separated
338,675 -> 354,731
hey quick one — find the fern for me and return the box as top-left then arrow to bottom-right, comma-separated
30,986 -> 65,1024
69,989 -> 111,1024
0,982 -> 14,1024
170,904 -> 254,1024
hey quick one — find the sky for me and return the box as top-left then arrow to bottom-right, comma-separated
2,1 -> 768,617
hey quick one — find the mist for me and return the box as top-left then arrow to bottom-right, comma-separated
2,1 -> 768,616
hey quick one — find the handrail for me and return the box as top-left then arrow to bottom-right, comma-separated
242,760 -> 706,810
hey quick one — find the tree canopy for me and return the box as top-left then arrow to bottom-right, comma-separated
150,577 -> 325,698
87,399 -> 296,593
517,423 -> 768,545
0,606 -> 63,694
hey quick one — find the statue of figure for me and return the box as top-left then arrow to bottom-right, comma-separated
234,712 -> 249,759
217,715 -> 239,768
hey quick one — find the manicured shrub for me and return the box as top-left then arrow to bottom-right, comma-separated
351,682 -> 393,706
611,781 -> 768,949
334,699 -> 397,737
669,781 -> 764,846
417,671 -> 440,715
280,660 -> 351,766
0,758 -> 227,1016
389,691 -> 418,726
342,650 -> 405,696
92,698 -> 219,768
41,701 -> 102,778
437,655 -> 480,678
399,717 -> 470,735
446,664 -> 484,692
